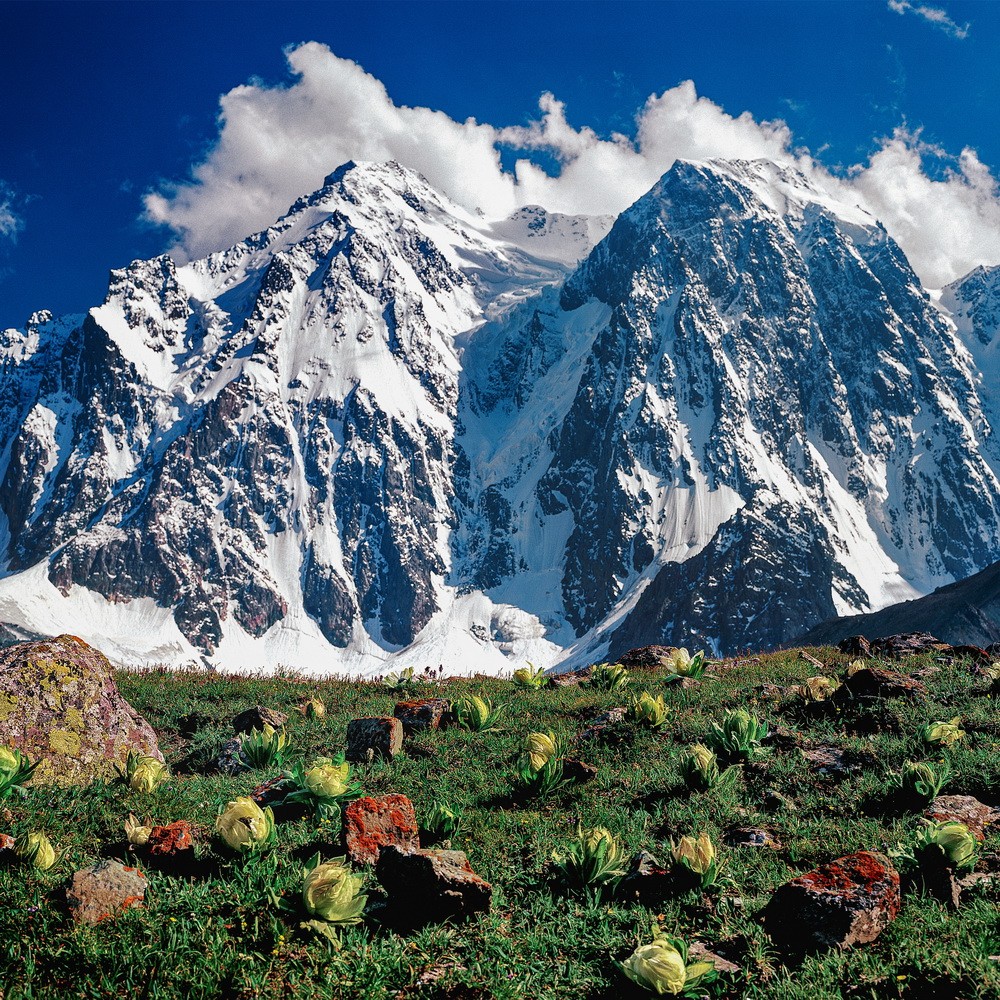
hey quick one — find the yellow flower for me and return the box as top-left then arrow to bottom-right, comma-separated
302,860 -> 367,925
128,755 -> 169,793
303,759 -> 350,799
620,940 -> 687,995
15,832 -> 56,871
125,813 -> 153,847
671,832 -> 716,875
523,731 -> 558,772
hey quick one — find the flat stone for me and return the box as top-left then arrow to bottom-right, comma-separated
925,795 -> 1000,841
725,826 -> 782,850
346,717 -> 404,762
547,670 -> 586,688
393,698 -> 449,736
763,851 -> 901,952
869,633 -> 948,658
576,707 -> 628,743
146,820 -> 194,858
0,635 -> 162,785
231,706 -> 288,735
344,794 -> 419,866
802,745 -> 874,779
66,859 -> 148,925
689,942 -> 741,976
376,846 -> 492,923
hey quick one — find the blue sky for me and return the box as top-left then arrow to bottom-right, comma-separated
1,0 -> 997,328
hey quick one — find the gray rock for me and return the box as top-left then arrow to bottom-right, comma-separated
66,859 -> 148,925
346,717 -> 403,762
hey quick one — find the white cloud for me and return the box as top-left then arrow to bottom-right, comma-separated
887,0 -> 970,40
147,42 -> 1000,288
0,182 -> 23,243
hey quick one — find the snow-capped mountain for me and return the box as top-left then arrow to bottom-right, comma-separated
1,158 -> 998,672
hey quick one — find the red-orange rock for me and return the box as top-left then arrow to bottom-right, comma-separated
763,851 -> 900,952
147,820 -> 194,857
344,793 -> 419,865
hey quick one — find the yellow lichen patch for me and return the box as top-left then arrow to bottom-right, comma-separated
64,707 -> 85,731
49,730 -> 82,757
0,692 -> 16,721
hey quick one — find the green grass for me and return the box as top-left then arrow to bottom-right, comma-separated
2,648 -> 1000,998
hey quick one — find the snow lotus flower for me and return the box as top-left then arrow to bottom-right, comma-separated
551,825 -> 627,891
920,717 -> 964,749
121,752 -> 169,793
661,648 -> 707,681
587,662 -> 629,692
679,744 -> 722,791
238,724 -> 290,769
453,695 -> 504,732
627,691 -> 670,731
216,797 -> 276,854
15,832 -> 57,871
512,664 -> 546,689
619,930 -> 716,996
303,759 -> 350,799
0,745 -> 37,799
918,819 -> 978,872
302,858 -> 367,925
423,801 -> 462,841
125,813 -> 153,847
301,696 -> 326,719
899,760 -> 950,802
523,731 -> 559,772
671,831 -> 717,877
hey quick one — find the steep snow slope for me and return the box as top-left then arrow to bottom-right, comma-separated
1,158 -> 998,671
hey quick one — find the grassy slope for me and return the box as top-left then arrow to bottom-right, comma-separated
2,647 -> 1000,999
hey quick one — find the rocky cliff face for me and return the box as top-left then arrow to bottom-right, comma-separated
1,158 -> 998,671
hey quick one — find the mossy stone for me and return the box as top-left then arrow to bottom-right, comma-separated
0,634 -> 162,785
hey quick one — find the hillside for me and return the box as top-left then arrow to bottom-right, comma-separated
3,644 -> 1000,998
798,559 -> 1000,649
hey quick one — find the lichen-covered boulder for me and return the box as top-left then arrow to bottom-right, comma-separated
66,859 -> 148,925
0,634 -> 162,785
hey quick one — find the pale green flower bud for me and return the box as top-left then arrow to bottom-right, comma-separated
216,797 -> 276,854
302,860 -> 367,925
15,832 -> 56,871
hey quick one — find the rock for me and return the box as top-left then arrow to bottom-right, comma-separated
344,794 -> 420,865
376,845 -> 492,923
925,795 -> 1000,841
688,942 -> 741,976
913,848 -> 962,909
838,635 -> 872,657
762,851 -> 901,952
0,833 -> 14,855
547,670 -> 586,688
250,774 -> 295,807
346,717 -> 404,762
869,633 -> 948,658
618,850 -> 674,902
214,738 -> 248,775
763,789 -> 798,812
801,746 -> 875,779
616,645 -> 675,669
0,635 -> 162,785
560,758 -> 597,784
66,859 -> 148,925
232,706 -> 288,735
576,707 -> 628,743
393,698 -> 449,736
725,826 -> 782,850
837,666 -> 927,701
146,820 -> 194,858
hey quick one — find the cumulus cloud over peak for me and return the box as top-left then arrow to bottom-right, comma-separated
146,42 -> 1000,287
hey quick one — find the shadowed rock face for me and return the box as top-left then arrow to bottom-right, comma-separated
0,634 -> 162,784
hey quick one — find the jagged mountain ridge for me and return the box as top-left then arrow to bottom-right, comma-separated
1,158 -> 998,672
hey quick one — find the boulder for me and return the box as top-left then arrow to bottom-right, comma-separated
393,698 -> 449,736
618,849 -> 674,902
0,635 -> 161,785
838,635 -> 872,657
925,795 -> 1000,841
560,758 -> 598,784
836,666 -> 927,702
231,706 -> 288,735
616,645 -> 675,669
346,717 -> 403,762
725,826 -> 782,850
344,794 -> 419,865
66,859 -> 148,925
376,845 -> 491,923
762,851 -> 901,952
214,738 -> 248,775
